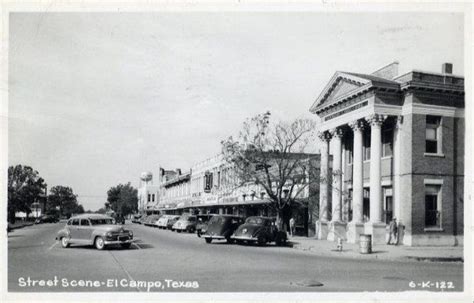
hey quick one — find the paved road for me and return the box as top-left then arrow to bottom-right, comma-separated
8,222 -> 463,292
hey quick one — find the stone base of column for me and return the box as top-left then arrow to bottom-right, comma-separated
346,222 -> 365,243
364,222 -> 387,245
327,221 -> 347,241
316,220 -> 329,240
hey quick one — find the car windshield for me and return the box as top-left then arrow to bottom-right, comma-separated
246,217 -> 264,225
209,216 -> 224,225
90,218 -> 114,225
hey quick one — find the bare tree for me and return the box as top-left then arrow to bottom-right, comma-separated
221,111 -> 318,231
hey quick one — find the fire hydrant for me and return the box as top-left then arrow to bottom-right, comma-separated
336,238 -> 343,252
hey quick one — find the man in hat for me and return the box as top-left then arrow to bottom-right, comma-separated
387,218 -> 398,245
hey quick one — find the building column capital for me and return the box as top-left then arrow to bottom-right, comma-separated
329,127 -> 345,139
348,120 -> 365,132
366,114 -> 387,127
317,131 -> 332,142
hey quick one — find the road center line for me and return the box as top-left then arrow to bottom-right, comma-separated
108,251 -> 142,292
48,241 -> 57,251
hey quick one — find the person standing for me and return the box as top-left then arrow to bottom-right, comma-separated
289,217 -> 295,237
387,218 -> 398,245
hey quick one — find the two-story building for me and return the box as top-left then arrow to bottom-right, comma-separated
310,62 -> 464,246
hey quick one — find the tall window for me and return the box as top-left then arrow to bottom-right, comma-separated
382,128 -> 393,157
425,185 -> 441,228
363,130 -> 371,161
383,187 -> 393,224
204,172 -> 213,193
426,116 -> 442,154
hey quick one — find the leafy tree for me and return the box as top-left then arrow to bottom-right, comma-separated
221,112 -> 318,231
47,185 -> 82,218
8,165 -> 47,223
96,207 -> 107,214
106,183 -> 138,217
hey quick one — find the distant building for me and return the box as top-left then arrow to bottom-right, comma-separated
310,62 -> 464,246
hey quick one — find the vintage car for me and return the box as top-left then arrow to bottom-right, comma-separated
143,214 -> 162,227
35,214 -> 59,224
231,216 -> 287,246
196,214 -> 215,237
172,215 -> 197,233
55,214 -> 133,250
131,214 -> 142,224
165,215 -> 181,230
202,215 -> 245,243
155,215 -> 171,229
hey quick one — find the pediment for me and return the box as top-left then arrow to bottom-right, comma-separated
326,79 -> 361,103
310,72 -> 370,113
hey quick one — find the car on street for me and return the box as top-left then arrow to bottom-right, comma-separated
172,215 -> 197,233
155,215 -> 170,229
34,215 -> 59,224
131,214 -> 142,224
55,214 -> 133,250
231,216 -> 287,246
196,214 -> 215,237
202,215 -> 245,243
144,214 -> 162,227
165,215 -> 181,230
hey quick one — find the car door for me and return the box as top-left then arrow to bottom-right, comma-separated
69,219 -> 80,241
79,219 -> 93,242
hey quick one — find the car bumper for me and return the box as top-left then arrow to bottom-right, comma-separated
203,235 -> 225,240
173,226 -> 188,230
104,239 -> 133,245
231,236 -> 257,242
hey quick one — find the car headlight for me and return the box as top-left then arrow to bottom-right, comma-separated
106,232 -> 112,237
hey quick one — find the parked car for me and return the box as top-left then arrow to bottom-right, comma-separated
35,215 -> 59,224
155,215 -> 170,229
139,215 -> 149,225
131,214 -> 142,224
202,215 -> 245,243
55,214 -> 133,250
165,215 -> 181,230
196,214 -> 215,237
231,216 -> 287,246
172,215 -> 197,233
144,214 -> 162,227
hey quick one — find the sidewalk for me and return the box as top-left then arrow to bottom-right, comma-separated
289,236 -> 464,262
7,221 -> 35,231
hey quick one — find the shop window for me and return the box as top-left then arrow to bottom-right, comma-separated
425,185 -> 441,228
426,116 -> 442,154
363,131 -> 371,161
382,128 -> 393,157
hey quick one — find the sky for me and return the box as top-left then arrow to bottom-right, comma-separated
8,12 -> 464,211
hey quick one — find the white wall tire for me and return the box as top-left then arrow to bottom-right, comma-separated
95,236 -> 105,250
61,237 -> 70,248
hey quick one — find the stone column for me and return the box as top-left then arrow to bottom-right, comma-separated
346,120 -> 365,243
327,128 -> 347,241
365,114 -> 387,245
316,131 -> 331,240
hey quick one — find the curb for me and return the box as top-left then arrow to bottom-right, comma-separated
8,222 -> 34,232
291,243 -> 463,263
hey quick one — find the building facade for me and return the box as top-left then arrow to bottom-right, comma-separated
152,153 -> 322,236
310,62 -> 464,246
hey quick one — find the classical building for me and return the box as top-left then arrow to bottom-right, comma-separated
310,62 -> 464,246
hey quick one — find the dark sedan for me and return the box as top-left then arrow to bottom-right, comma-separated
231,216 -> 287,246
202,215 -> 245,243
35,215 -> 59,224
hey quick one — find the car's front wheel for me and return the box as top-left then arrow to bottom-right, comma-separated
94,236 -> 106,250
61,236 -> 70,248
205,238 -> 212,244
